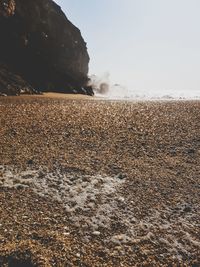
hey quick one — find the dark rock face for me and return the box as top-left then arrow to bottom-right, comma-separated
0,0 -> 93,95
0,63 -> 39,95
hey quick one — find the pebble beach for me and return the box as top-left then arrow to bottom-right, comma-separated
0,94 -> 200,266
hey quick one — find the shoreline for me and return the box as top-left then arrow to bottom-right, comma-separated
1,92 -> 200,102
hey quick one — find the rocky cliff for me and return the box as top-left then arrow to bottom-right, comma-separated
0,0 -> 93,96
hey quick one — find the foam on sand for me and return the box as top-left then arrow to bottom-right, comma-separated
0,165 -> 199,261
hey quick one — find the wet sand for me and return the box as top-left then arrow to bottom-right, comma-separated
0,94 -> 200,266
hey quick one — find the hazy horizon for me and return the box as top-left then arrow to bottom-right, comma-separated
55,0 -> 200,97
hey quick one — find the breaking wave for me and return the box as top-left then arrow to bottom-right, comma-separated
89,74 -> 200,100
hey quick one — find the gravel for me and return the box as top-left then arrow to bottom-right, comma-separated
0,94 -> 200,266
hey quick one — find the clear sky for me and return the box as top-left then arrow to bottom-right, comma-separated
55,0 -> 200,94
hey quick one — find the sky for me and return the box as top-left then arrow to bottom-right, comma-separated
55,0 -> 200,96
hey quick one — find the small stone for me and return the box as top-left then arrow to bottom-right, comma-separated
15,184 -> 26,190
116,173 -> 126,180
183,204 -> 192,213
113,234 -> 124,241
63,232 -> 70,236
118,196 -> 125,202
186,148 -> 195,155
130,217 -> 137,223
169,148 -> 176,156
27,159 -> 33,165
92,231 -> 101,236
115,246 -> 123,251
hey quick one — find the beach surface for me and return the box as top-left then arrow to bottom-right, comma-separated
0,94 -> 200,266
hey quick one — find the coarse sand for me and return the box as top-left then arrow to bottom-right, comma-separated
0,94 -> 200,266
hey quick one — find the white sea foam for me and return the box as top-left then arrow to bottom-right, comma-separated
0,165 -> 199,260
99,87 -> 200,100
89,73 -> 200,100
